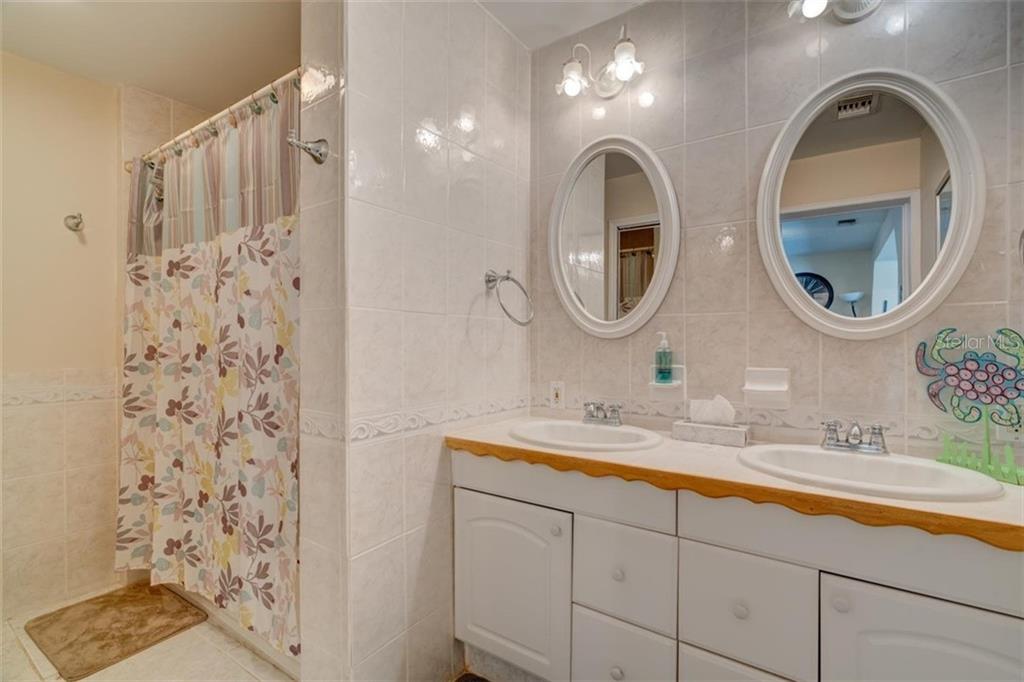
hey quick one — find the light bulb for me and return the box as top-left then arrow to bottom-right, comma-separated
556,59 -> 588,97
612,38 -> 643,82
801,0 -> 828,18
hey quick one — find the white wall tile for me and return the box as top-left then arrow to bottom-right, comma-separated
943,68 -> 1009,187
449,147 -> 488,236
446,315 -> 487,404
300,200 -> 342,311
627,0 -> 685,70
403,431 -> 451,531
907,1 -> 1007,82
683,132 -> 747,227
404,520 -> 452,624
350,537 -> 406,664
348,0 -> 403,105
349,200 -> 404,310
299,436 -> 344,551
402,313 -> 448,407
685,41 -> 746,141
628,60 -> 686,150
3,540 -> 66,616
685,223 -> 749,313
349,440 -> 405,555
2,404 -> 64,479
65,400 -> 115,470
684,1 -> 746,58
349,309 -> 403,416
446,229 -> 487,316
3,474 -> 65,550
747,20 -> 820,127
349,91 -> 404,211
402,217 -> 448,314
820,1 -> 907,82
66,464 -> 116,533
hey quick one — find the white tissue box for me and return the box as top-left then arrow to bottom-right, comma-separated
672,420 -> 749,448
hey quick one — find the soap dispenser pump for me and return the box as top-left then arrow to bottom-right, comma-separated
655,331 -> 673,383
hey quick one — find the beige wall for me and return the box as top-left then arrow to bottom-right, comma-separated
781,138 -> 921,209
2,52 -> 119,372
1,53 -> 123,619
605,171 -> 658,222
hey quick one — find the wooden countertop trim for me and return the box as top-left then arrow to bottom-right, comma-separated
445,435 -> 1024,552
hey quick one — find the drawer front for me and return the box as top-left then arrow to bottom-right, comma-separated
574,515 -> 678,636
679,644 -> 790,681
452,450 -> 676,533
571,605 -> 676,682
678,539 -> 817,682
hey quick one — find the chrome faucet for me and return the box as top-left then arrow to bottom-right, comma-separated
583,401 -> 623,426
821,419 -> 888,454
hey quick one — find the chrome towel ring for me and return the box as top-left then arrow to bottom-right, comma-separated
485,269 -> 534,326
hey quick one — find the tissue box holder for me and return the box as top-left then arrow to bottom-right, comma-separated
672,421 -> 749,447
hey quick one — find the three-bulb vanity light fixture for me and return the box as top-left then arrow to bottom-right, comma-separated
555,25 -> 644,99
788,0 -> 882,21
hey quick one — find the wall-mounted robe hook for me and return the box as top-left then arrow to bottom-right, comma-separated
64,213 -> 84,232
286,131 -> 329,164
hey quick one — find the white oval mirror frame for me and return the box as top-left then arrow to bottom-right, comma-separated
549,136 -> 681,339
756,69 -> 986,340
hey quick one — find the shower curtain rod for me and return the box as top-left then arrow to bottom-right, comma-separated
122,67 -> 302,172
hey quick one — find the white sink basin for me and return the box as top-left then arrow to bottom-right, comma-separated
738,444 -> 1004,502
509,420 -> 662,452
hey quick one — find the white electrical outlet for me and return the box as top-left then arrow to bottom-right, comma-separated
549,381 -> 565,409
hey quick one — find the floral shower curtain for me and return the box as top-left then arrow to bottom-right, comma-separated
116,79 -> 301,654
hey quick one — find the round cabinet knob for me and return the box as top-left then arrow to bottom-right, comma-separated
611,568 -> 626,582
731,600 -> 750,620
609,666 -> 625,681
550,525 -> 562,537
831,595 -> 851,614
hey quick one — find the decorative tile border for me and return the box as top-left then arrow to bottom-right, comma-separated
2,369 -> 117,406
299,409 -> 345,440
349,396 -> 530,443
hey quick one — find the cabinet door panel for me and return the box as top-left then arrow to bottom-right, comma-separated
455,488 -> 572,680
822,574 -> 1024,681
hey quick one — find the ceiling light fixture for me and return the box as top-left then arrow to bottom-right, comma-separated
555,25 -> 644,100
786,0 -> 881,22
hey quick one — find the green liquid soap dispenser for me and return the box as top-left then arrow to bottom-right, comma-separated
655,331 -> 673,384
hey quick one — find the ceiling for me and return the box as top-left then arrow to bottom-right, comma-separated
793,93 -> 931,159
1,1 -> 300,112
781,205 -> 901,257
481,0 -> 642,49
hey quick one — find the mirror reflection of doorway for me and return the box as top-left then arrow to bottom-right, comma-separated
781,194 -> 916,318
610,217 -> 659,318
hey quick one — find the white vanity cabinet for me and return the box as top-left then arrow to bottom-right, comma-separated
454,488 -> 573,681
451,449 -> 1024,682
821,574 -> 1024,681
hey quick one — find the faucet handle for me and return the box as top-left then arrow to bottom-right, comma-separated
606,402 -> 623,424
867,423 -> 889,453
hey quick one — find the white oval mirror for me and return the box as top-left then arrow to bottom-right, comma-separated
549,136 -> 680,338
757,69 -> 986,340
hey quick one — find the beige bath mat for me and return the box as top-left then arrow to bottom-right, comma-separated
24,583 -> 207,681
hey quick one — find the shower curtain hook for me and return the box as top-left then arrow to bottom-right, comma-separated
250,94 -> 263,115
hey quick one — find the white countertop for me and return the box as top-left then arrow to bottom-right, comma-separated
446,416 -> 1024,531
